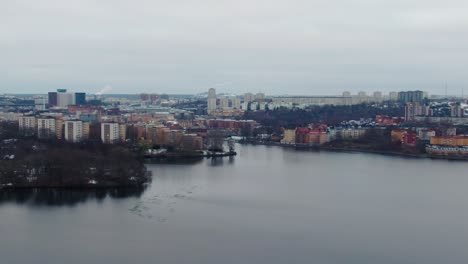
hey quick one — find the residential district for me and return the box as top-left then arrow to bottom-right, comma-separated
1,88 -> 468,161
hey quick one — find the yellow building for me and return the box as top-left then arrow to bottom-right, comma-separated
82,122 -> 90,140
119,124 -> 127,142
430,136 -> 468,146
281,129 -> 296,144
55,119 -> 64,139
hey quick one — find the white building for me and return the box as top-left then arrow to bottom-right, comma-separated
57,92 -> 75,108
220,98 -> 229,108
0,112 -> 22,121
34,98 -> 47,111
389,92 -> 398,101
207,88 -> 217,115
244,93 -> 254,103
37,118 -> 56,139
101,123 -> 120,144
18,116 -> 36,134
241,102 -> 249,110
255,93 -> 265,101
64,120 -> 83,142
232,98 -> 241,109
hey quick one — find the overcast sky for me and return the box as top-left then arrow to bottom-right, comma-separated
1,0 -> 468,95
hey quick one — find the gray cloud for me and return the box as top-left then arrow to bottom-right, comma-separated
1,0 -> 468,95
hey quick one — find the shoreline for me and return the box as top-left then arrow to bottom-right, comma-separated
144,150 -> 237,160
241,141 -> 468,161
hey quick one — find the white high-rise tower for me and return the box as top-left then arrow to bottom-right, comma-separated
207,88 -> 217,115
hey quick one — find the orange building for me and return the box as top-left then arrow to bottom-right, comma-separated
306,130 -> 328,145
430,136 -> 468,146
391,130 -> 407,143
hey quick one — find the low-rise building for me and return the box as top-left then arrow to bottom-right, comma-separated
430,136 -> 468,147
281,129 -> 296,144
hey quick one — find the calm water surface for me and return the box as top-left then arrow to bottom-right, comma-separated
1,144 -> 468,264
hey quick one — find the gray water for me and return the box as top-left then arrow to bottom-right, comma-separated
1,144 -> 468,264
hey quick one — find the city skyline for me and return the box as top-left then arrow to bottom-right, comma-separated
2,0 -> 468,95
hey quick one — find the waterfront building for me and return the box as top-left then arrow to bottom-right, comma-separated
430,136 -> 468,147
281,129 -> 296,144
337,128 -> 367,140
391,130 -> 407,143
306,130 -> 328,145
402,133 -> 418,147
417,128 -> 436,141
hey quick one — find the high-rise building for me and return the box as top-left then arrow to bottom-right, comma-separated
119,124 -> 127,142
244,93 -> 254,103
19,116 -> 36,135
82,122 -> 90,140
358,91 -> 367,97
101,123 -> 120,144
373,91 -> 383,101
49,89 -> 85,108
75,93 -> 86,105
342,91 -> 351,97
58,92 -> 75,107
389,92 -> 398,101
34,98 -> 47,111
220,98 -> 229,108
37,118 -> 56,139
55,119 -> 64,139
405,102 -> 430,121
255,93 -> 265,101
398,91 -> 426,103
48,92 -> 58,107
64,120 -> 83,142
232,98 -> 241,109
207,88 -> 217,115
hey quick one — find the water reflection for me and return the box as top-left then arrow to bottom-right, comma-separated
0,187 -> 146,207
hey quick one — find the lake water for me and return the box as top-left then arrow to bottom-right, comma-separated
1,144 -> 468,264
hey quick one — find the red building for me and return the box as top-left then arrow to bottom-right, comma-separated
295,127 -> 310,144
402,133 -> 418,147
